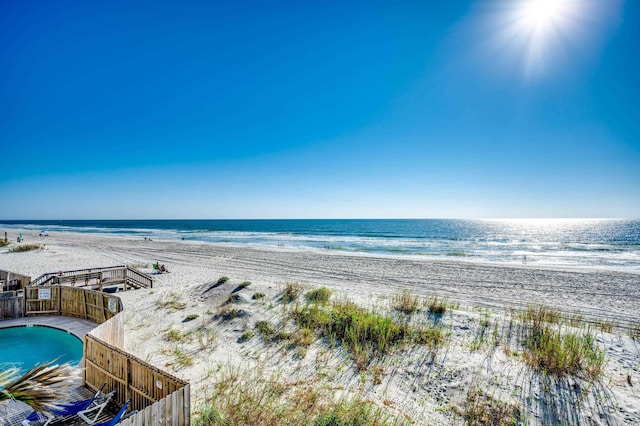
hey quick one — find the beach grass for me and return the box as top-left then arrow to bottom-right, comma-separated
283,283 -> 303,303
0,240 -> 10,247
520,306 -> 604,380
9,243 -> 43,252
193,365 -> 408,426
291,301 -> 444,370
252,292 -> 266,300
217,276 -> 230,285
306,287 -> 332,305
156,292 -> 187,311
427,296 -> 447,316
391,289 -> 419,315
458,387 -> 521,426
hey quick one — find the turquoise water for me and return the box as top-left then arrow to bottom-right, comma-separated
0,326 -> 83,371
2,219 -> 640,272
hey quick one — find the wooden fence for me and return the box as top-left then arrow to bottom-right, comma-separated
0,269 -> 31,291
24,286 -> 123,322
84,325 -> 190,425
0,291 -> 24,320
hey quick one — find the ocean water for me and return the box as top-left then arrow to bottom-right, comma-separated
1,219 -> 639,273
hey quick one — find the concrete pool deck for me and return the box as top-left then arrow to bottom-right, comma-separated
0,315 -> 97,340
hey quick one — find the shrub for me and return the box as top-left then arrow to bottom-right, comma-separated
306,287 -> 332,305
184,314 -> 199,322
217,276 -> 230,285
239,281 -> 251,289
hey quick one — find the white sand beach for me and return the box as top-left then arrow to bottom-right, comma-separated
1,229 -> 639,425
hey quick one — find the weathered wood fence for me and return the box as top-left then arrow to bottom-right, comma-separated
0,291 -> 24,319
23,286 -> 123,321
0,269 -> 31,291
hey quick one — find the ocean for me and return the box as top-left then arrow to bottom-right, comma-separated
1,219 -> 639,273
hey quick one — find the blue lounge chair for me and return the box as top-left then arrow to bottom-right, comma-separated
94,400 -> 131,426
22,384 -> 113,426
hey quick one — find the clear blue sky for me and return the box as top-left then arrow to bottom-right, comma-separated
1,0 -> 638,219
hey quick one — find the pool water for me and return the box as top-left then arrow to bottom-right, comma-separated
0,326 -> 83,371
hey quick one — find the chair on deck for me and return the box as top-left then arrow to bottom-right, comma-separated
21,384 -> 114,426
94,400 -> 134,426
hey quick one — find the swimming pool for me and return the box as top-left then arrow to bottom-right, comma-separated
0,326 -> 83,371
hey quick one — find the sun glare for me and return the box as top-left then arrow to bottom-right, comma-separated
486,0 -> 590,77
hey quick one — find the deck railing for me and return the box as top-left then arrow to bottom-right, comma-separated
30,266 -> 153,290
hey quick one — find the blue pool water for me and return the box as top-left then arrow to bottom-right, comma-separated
0,326 -> 83,371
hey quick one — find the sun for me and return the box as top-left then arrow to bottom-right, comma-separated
486,0 -> 585,76
520,0 -> 572,29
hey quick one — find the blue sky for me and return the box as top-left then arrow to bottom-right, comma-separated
1,0 -> 638,219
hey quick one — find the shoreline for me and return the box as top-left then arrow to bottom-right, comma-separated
2,223 -> 638,276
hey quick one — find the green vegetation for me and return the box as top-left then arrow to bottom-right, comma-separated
196,327 -> 218,350
164,327 -> 191,343
9,244 -> 43,252
185,314 -> 200,322
239,330 -> 254,342
391,290 -> 419,315
427,296 -> 447,316
252,292 -> 266,300
238,281 -> 251,289
520,306 -> 604,380
0,240 -> 10,248
291,301 -> 444,370
172,346 -> 194,368
217,306 -> 247,321
193,366 -> 408,426
283,283 -> 303,303
306,287 -> 332,305
217,276 -> 230,285
155,292 -> 187,311
255,321 -> 275,340
630,322 -> 640,341
458,387 -> 521,426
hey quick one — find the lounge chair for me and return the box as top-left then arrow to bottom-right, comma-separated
22,384 -> 114,426
93,400 -> 131,426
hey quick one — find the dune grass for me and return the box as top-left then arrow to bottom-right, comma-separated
520,306 -> 605,380
193,365 -> 408,426
391,290 -> 419,315
291,301 -> 444,370
427,296 -> 447,316
283,283 -> 303,303
458,387 -> 521,426
306,287 -> 332,305
0,240 -> 10,247
9,244 -> 43,252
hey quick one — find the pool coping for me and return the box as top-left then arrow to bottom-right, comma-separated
0,316 -> 96,340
